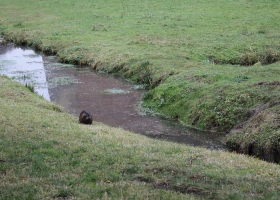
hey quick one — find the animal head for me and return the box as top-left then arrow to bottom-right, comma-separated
79,110 -> 93,125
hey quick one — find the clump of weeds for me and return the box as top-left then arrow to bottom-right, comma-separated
260,48 -> 280,65
25,82 -> 34,93
239,51 -> 259,66
132,61 -> 154,87
239,48 -> 280,66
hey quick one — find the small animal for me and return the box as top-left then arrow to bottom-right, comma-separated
79,110 -> 93,125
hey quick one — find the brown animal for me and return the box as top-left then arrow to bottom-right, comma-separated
79,110 -> 93,125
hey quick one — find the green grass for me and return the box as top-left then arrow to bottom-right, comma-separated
1,76 -> 280,199
0,0 -> 279,161
1,0 -> 279,67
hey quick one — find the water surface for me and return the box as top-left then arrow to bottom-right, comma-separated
0,43 -> 226,150
0,43 -> 50,100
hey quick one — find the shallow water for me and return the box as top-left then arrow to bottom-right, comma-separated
0,43 -> 227,150
0,43 -> 50,100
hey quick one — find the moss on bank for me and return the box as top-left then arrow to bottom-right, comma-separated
0,0 -> 280,162
142,64 -> 280,162
226,102 -> 280,163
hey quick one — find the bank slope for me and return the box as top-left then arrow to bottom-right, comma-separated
0,0 -> 280,163
1,76 -> 280,199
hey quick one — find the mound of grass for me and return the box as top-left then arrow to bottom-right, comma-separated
226,101 -> 280,163
143,63 -> 280,162
0,0 -> 279,160
144,63 -> 280,131
1,76 -> 280,199
1,0 -> 280,68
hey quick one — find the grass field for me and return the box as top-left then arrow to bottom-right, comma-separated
1,76 -> 280,199
0,1 -> 279,161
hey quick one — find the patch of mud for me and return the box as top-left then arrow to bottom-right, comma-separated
255,81 -> 280,86
137,169 -> 215,197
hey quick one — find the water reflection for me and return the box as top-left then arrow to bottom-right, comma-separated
0,43 -> 50,100
43,57 -> 226,151
0,43 -> 227,150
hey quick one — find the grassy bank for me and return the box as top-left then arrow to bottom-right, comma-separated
0,76 -> 280,199
0,0 -> 280,161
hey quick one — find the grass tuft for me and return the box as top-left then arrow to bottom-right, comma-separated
239,51 -> 259,66
25,82 -> 34,93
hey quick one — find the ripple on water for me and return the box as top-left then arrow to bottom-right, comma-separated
103,89 -> 131,94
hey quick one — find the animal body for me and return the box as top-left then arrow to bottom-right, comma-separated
79,110 -> 93,125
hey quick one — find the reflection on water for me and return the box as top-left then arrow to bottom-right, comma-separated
0,43 -> 227,150
0,43 -> 50,100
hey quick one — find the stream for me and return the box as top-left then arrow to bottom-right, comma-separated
0,43 -> 226,150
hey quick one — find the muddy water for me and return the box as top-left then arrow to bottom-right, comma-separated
0,43 -> 226,150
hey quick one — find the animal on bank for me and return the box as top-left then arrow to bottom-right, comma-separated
79,110 -> 93,125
